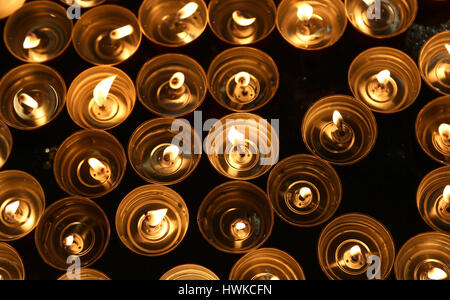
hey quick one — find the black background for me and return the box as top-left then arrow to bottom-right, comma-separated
1,0 -> 450,280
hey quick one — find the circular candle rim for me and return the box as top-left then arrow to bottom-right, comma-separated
207,0 -> 277,46
136,53 -> 208,117
317,212 -> 396,280
59,0 -> 107,8
138,0 -> 208,48
34,196 -> 111,271
67,65 -> 136,130
57,268 -> 111,280
0,63 -> 67,131
266,154 -> 342,227
348,46 -> 422,114
3,0 -> 74,64
197,180 -> 275,254
127,117 -> 202,185
344,0 -> 418,39
207,47 -> 280,112
276,0 -> 348,51
419,30 -> 450,96
0,242 -> 25,280
72,4 -> 142,66
415,95 -> 450,165
53,129 -> 127,198
160,264 -> 220,280
302,94 -> 378,166
0,119 -> 13,169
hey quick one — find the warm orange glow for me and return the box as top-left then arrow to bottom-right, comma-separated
63,235 -> 74,247
445,44 -> 450,55
93,75 -> 117,107
235,221 -> 247,231
177,2 -> 198,20
297,4 -> 313,22
228,126 -> 245,145
349,245 -> 362,257
145,209 -> 168,227
443,185 -> 450,202
232,11 -> 256,27
439,123 -> 450,141
18,93 -> 39,109
299,187 -> 312,199
169,72 -> 185,89
23,32 -> 40,49
163,144 -> 181,162
88,158 -> 107,173
333,110 -> 343,127
376,70 -> 391,85
270,275 -> 280,280
363,0 -> 376,6
109,25 -> 134,40
234,72 -> 251,87
5,201 -> 20,218
427,267 -> 448,280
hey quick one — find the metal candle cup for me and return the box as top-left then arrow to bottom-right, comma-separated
160,265 -> 220,280
0,243 -> 25,280
0,120 -> 12,169
0,0 -> 25,19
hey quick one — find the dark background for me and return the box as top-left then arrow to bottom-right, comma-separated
1,0 -> 449,280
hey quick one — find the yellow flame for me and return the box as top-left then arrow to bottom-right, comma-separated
146,209 -> 168,227
363,0 -> 376,6
270,275 -> 280,280
333,110 -> 343,127
163,144 -> 181,161
232,11 -> 256,27
228,126 -> 245,145
18,93 -> 39,109
93,75 -> 117,107
109,25 -> 134,40
443,185 -> 450,202
376,70 -> 391,85
5,201 -> 20,217
88,157 -> 107,171
299,187 -> 312,199
439,123 -> 450,141
234,72 -> 251,87
235,221 -> 247,231
63,235 -> 74,247
177,2 -> 198,20
445,44 -> 450,55
349,245 -> 362,257
23,33 -> 40,49
427,267 -> 448,280
297,4 -> 313,22
169,72 -> 185,89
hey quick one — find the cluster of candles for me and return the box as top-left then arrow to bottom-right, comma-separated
0,0 -> 449,280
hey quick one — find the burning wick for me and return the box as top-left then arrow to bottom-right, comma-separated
145,209 -> 168,227
376,69 -> 391,86
88,158 -> 110,182
349,245 -> 362,262
232,11 -> 256,27
93,75 -> 116,108
231,219 -> 251,240
109,25 -> 134,40
427,267 -> 448,280
333,110 -> 345,134
299,187 -> 312,202
163,144 -> 181,165
23,32 -> 40,49
4,201 -> 20,220
235,72 -> 251,88
63,235 -> 74,247
297,4 -> 313,23
443,185 -> 450,203
18,93 -> 39,110
445,44 -> 450,55
438,123 -> 450,145
169,72 -> 185,90
228,126 -> 245,146
176,2 -> 198,20
363,0 -> 376,6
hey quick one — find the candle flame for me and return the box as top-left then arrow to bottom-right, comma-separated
270,275 -> 280,280
297,4 -> 313,22
18,93 -> 39,109
376,70 -> 391,85
169,72 -> 185,90
439,123 -> 450,141
349,245 -> 362,257
88,158 -> 108,175
232,11 -> 256,27
5,201 -> 20,217
235,221 -> 247,231
177,2 -> 198,20
299,187 -> 312,199
228,126 -> 245,145
445,44 -> 450,55
145,209 -> 168,227
23,33 -> 40,49
363,0 -> 376,6
443,185 -> 450,202
333,110 -> 343,127
109,25 -> 134,40
163,144 -> 181,161
234,72 -> 251,87
427,267 -> 448,280
93,75 -> 117,107
63,235 -> 74,247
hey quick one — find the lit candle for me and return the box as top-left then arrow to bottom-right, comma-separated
23,32 -> 40,50
88,158 -> 111,184
90,75 -> 118,121
426,267 -> 448,280
156,72 -> 190,105
296,4 -> 325,41
109,24 -> 134,40
230,219 -> 251,241
227,71 -> 260,104
320,110 -> 355,150
142,209 -> 169,240
435,123 -> 450,152
63,234 -> 84,255
0,243 -> 25,280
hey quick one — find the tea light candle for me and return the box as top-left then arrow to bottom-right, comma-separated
416,95 -> 450,164
60,0 -> 105,8
349,47 -> 421,113
205,113 -> 279,179
0,243 -> 25,280
116,185 -> 189,256
208,47 -> 279,112
208,0 -> 276,45
128,118 -> 202,185
0,120 -> 12,169
67,66 -> 136,130
419,31 -> 450,95
318,213 -> 396,280
139,0 -> 207,47
0,64 -> 66,130
35,196 -> 110,270
277,0 -> 347,50
0,170 -> 45,241
302,95 -> 377,165
72,5 -> 141,65
229,248 -> 305,280
53,130 -> 127,198
160,265 -> 220,280
395,232 -> 450,280
197,181 -> 274,254
0,0 -> 25,19
58,268 -> 110,280
267,154 -> 342,227
136,54 -> 207,117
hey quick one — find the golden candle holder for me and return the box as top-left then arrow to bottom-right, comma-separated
53,130 -> 127,198
208,0 -> 276,45
302,95 -> 377,165
3,1 -> 73,63
139,0 -> 208,47
128,118 -> 201,185
345,0 -> 418,39
207,47 -> 279,112
72,5 -> 142,65
415,95 -> 450,165
0,120 -> 12,169
267,154 -> 342,227
160,264 -> 220,280
115,185 -> 189,256
60,0 -> 106,8
276,0 -> 347,50
0,170 -> 45,241
417,166 -> 450,233
35,196 -> 110,270
197,181 -> 274,254
58,268 -> 110,280
67,66 -> 136,130
348,47 -> 421,113
0,242 -> 25,280
136,54 -> 207,117
229,248 -> 305,280
0,64 -> 66,130
395,232 -> 450,280
0,0 -> 25,19
205,113 -> 279,180
419,30 -> 450,95
317,213 -> 395,280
